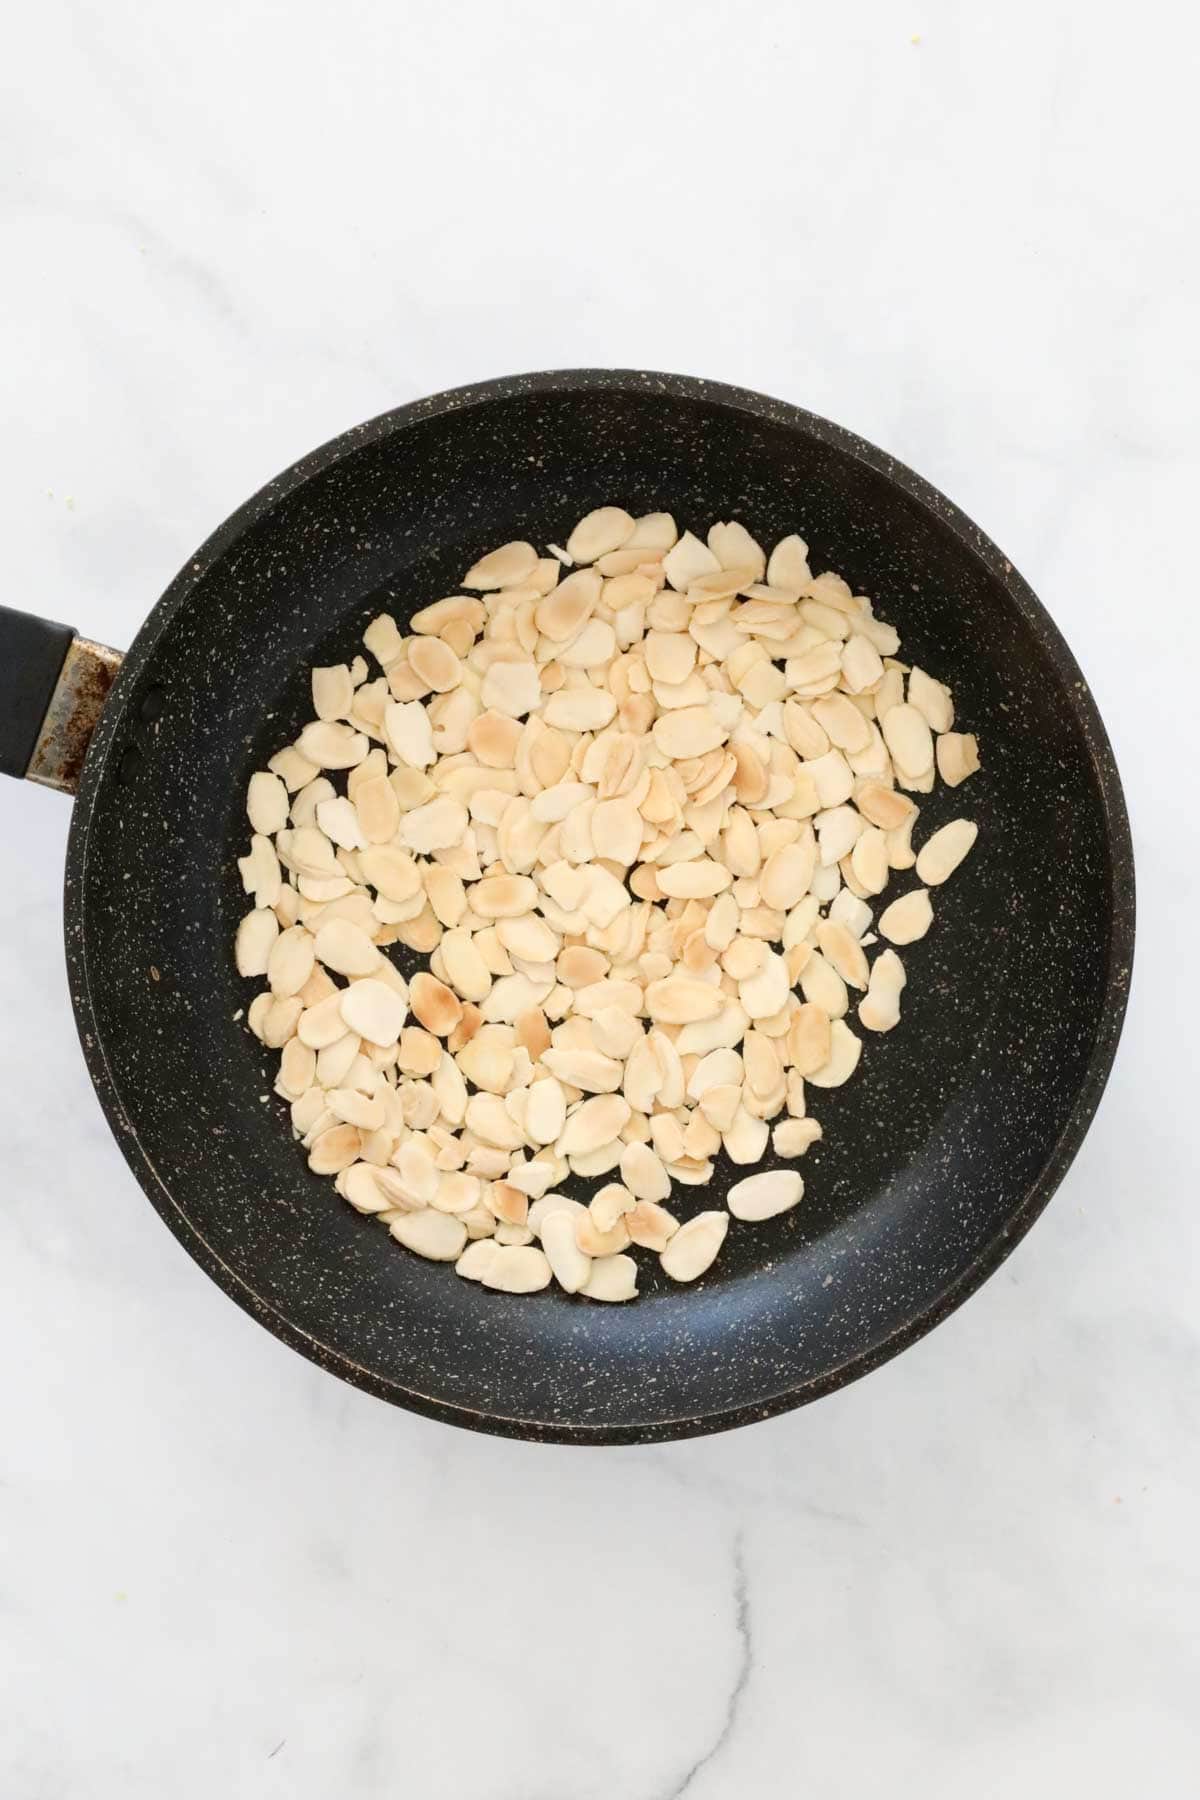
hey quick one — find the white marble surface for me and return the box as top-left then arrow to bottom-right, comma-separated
3,2 -> 1198,1794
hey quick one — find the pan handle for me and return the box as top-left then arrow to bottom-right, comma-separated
0,605 -> 123,795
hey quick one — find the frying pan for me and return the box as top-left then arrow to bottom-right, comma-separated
0,369 -> 1133,1444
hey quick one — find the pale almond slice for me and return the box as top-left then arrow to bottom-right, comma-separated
806,1018 -> 862,1088
297,720 -> 370,770
480,1245 -> 552,1292
811,692 -> 872,753
660,1211 -> 729,1282
805,749 -> 855,810
663,530 -> 720,592
815,919 -> 870,990
644,630 -> 697,685
772,1116 -> 823,1157
314,918 -> 381,978
480,658 -> 542,719
766,534 -> 811,595
859,948 -> 906,1032
383,699 -> 436,768
652,705 -> 729,759
728,1169 -> 804,1222
542,1047 -> 623,1094
390,1209 -> 468,1261
338,979 -> 408,1051
935,732 -> 981,788
540,1208 -> 592,1293
644,975 -> 724,1025
455,1238 -> 501,1282
410,596 -> 486,637
850,826 -> 889,896
311,664 -> 354,722
619,1140 -> 672,1203
798,951 -> 849,1020
907,666 -> 954,733
915,818 -> 978,885
816,804 -> 864,867
247,770 -> 289,835
880,704 -> 934,781
655,859 -> 733,899
738,948 -> 789,1021
759,839 -> 816,912
557,1094 -> 631,1157
399,797 -> 470,854
462,540 -> 538,591
267,924 -> 315,998
525,1077 -> 568,1145
708,521 -> 766,579
840,634 -> 885,693
723,1106 -> 769,1164
542,686 -> 618,732
566,507 -> 635,565
235,908 -> 279,978
579,1253 -> 638,1301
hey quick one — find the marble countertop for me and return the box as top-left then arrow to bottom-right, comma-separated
3,3 -> 1197,1794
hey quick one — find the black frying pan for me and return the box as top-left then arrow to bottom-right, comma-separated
0,370 -> 1133,1444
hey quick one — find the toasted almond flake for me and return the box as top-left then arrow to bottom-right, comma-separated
407,635 -> 463,694
590,1182 -> 635,1234
455,1238 -> 501,1282
859,948 -> 906,1032
727,1169 -> 804,1221
574,1209 -> 631,1256
815,919 -> 870,990
723,1106 -> 769,1164
854,780 -> 915,833
915,818 -> 978,885
470,874 -> 538,919
308,1123 -> 362,1175
759,839 -> 816,912
408,971 -> 463,1038
463,540 -> 538,591
266,924 -> 315,999
644,976 -> 724,1025
618,1140 -> 671,1204
660,1210 -> 728,1282
841,634 -> 885,693
807,1018 -> 862,1088
399,797 -> 470,854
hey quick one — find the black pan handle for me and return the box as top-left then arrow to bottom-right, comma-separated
0,605 -> 123,795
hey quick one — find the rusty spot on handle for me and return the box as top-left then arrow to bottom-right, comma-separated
26,636 -> 123,795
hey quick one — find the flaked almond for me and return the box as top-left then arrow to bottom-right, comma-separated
806,1019 -> 863,1088
390,1209 -> 468,1261
873,891 -> 933,958
915,818 -> 978,885
935,732 -> 980,789
580,1253 -> 638,1302
566,507 -> 635,565
727,1169 -> 804,1221
660,1211 -> 728,1282
462,540 -> 538,591
815,919 -> 870,990
540,1208 -> 592,1293
409,971 -> 463,1037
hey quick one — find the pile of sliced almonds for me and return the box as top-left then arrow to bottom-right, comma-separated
235,509 -> 979,1301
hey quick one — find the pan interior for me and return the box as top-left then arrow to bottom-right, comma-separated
72,379 -> 1123,1438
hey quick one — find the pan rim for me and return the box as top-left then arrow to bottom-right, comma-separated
63,367 -> 1135,1444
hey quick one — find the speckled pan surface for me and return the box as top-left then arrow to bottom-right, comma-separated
65,370 -> 1134,1444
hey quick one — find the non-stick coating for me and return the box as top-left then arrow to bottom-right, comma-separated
65,371 -> 1133,1443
